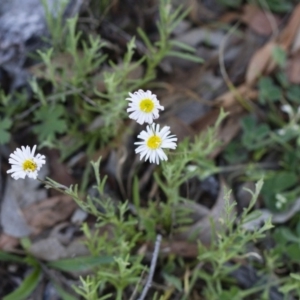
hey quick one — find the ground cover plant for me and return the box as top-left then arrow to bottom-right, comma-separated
0,0 -> 300,299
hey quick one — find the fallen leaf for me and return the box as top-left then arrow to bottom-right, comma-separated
162,116 -> 195,142
29,235 -> 89,261
286,51 -> 300,84
291,27 -> 300,53
241,4 -> 280,36
176,27 -> 225,48
0,233 -> 19,251
29,237 -> 68,261
209,111 -> 242,158
219,12 -> 240,23
278,3 -> 300,50
246,42 -> 276,85
23,195 -> 77,235
175,178 -> 235,245
187,0 -> 217,24
245,4 -> 300,86
44,149 -> 75,196
190,108 -> 221,133
160,240 -> 198,258
214,85 -> 258,107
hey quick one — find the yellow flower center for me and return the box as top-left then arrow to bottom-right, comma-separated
22,159 -> 37,172
140,99 -> 154,113
147,135 -> 162,150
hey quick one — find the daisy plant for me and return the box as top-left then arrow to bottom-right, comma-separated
7,145 -> 46,180
135,123 -> 177,164
127,89 -> 177,164
126,89 -> 164,125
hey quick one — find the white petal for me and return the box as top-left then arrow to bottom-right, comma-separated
7,145 -> 46,180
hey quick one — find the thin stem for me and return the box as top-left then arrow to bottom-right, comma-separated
138,234 -> 162,300
37,177 -> 67,195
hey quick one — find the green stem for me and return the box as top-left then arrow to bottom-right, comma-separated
37,178 -> 67,195
116,287 -> 123,300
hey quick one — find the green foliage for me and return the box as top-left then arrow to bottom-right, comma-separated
137,0 -> 203,80
279,273 -> 300,297
218,0 -> 293,12
45,158 -> 145,300
253,0 -> 293,13
2,0 -> 300,299
272,46 -> 287,68
134,109 -> 227,236
241,115 -> 271,150
261,171 -> 298,210
273,224 -> 300,263
3,266 -> 42,300
47,255 -> 114,273
225,67 -> 300,213
0,117 -> 12,144
258,77 -> 282,104
19,0 -> 202,159
33,104 -> 67,144
185,180 -> 275,299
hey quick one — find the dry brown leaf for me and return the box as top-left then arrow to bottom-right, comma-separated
23,195 -> 77,235
162,116 -> 195,142
190,109 -> 221,133
187,0 -> 216,24
286,51 -> 300,84
241,4 -> 279,36
245,42 -> 276,85
214,85 -> 258,108
291,27 -> 300,53
0,233 -> 19,251
210,112 -> 243,158
219,12 -> 240,23
278,3 -> 300,50
244,4 -> 300,86
45,148 -> 76,196
160,240 -> 198,258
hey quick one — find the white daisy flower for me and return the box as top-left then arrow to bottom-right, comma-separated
7,145 -> 46,180
135,124 -> 177,164
126,90 -> 164,125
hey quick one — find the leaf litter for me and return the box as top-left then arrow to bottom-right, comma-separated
1,0 -> 300,299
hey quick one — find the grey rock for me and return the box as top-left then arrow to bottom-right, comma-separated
0,0 -> 82,90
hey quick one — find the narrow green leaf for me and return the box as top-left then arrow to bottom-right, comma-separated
3,267 -> 41,300
137,27 -> 154,53
170,40 -> 196,53
52,282 -> 77,300
0,251 -> 25,263
0,117 -> 12,144
132,175 -> 140,210
290,273 -> 300,281
167,51 -> 203,63
47,255 -> 114,272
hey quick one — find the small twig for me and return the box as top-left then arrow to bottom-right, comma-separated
129,269 -> 147,300
258,0 -> 279,38
138,234 -> 162,300
218,21 -> 253,112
